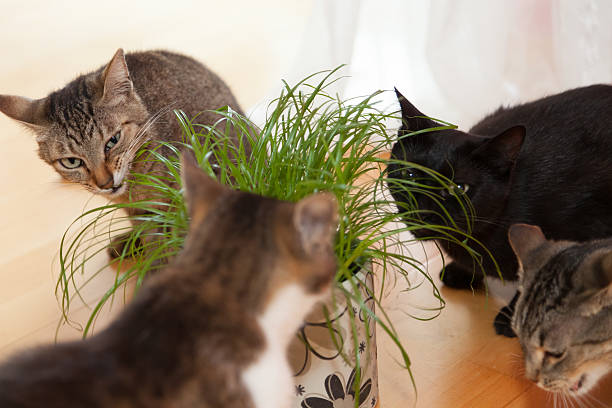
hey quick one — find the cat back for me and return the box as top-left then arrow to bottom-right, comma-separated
0,156 -> 338,408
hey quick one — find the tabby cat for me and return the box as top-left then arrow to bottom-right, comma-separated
508,223 -> 612,397
0,48 -> 245,255
0,155 -> 338,408
387,85 -> 612,337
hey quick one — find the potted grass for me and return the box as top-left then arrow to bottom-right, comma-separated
57,68 -> 488,407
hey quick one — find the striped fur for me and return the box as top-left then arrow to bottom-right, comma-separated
0,159 -> 337,407
1,48 -> 244,201
0,49 -> 246,258
510,225 -> 612,396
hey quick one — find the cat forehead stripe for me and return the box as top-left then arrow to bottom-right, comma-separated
48,80 -> 100,143
519,246 -> 583,334
519,242 -> 608,337
9,48 -> 246,223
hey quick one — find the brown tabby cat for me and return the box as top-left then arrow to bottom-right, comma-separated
0,48 -> 245,255
0,155 -> 338,408
508,223 -> 612,397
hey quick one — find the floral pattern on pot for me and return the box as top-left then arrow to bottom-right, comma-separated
300,368 -> 372,408
289,274 -> 375,377
291,304 -> 346,376
289,269 -> 378,408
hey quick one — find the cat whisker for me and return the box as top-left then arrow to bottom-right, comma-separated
554,390 -> 567,408
558,392 -> 566,408
129,103 -> 176,148
116,102 -> 179,184
546,389 -> 553,407
471,216 -> 510,228
578,394 -> 596,408
568,388 -> 592,408
508,353 -> 525,376
584,396 -> 599,408
573,394 -> 586,408
560,391 -> 571,408
560,390 -> 572,408
582,391 -> 606,408
126,102 -> 177,154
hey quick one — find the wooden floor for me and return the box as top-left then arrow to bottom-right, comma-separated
378,253 -> 612,407
1,2 -> 612,407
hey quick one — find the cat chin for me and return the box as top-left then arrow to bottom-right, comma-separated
566,364 -> 610,396
563,373 -> 589,396
540,366 -> 610,396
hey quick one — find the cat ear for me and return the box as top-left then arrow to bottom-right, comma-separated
101,48 -> 133,105
508,223 -> 547,283
294,192 -> 339,257
576,251 -> 612,316
394,88 -> 440,132
472,125 -> 526,174
0,94 -> 49,129
180,152 -> 226,226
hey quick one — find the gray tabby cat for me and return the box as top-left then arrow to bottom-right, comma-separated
508,223 -> 612,396
0,48 -> 245,255
0,155 -> 338,408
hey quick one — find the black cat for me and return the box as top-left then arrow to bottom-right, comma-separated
387,85 -> 612,337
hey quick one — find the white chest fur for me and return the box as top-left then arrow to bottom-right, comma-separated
242,283 -> 322,408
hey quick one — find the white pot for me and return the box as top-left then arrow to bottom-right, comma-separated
288,269 -> 379,408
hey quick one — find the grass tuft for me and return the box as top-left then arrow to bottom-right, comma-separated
58,67 -> 494,397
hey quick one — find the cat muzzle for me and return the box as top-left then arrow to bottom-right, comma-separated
570,374 -> 586,394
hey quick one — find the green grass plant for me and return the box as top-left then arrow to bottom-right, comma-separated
57,67 -> 494,397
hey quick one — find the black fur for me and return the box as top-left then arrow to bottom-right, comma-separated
388,85 -> 612,335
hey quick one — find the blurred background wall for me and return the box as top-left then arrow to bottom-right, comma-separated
3,0 -> 611,131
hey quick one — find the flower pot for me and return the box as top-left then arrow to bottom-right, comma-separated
288,269 -> 379,408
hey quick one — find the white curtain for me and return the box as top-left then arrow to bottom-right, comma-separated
249,0 -> 612,302
253,0 -> 612,129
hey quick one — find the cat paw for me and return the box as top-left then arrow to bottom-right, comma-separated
494,306 -> 517,338
107,232 -> 142,259
439,263 -> 483,290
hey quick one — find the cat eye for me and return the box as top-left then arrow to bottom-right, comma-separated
105,132 -> 121,152
401,168 -> 417,179
59,157 -> 83,169
452,183 -> 470,195
544,350 -> 566,360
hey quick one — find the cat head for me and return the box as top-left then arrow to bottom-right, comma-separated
179,154 -> 339,334
387,89 -> 525,235
509,223 -> 612,395
0,48 -> 150,197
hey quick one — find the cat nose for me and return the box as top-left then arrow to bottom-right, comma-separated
97,176 -> 114,190
93,167 -> 114,189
